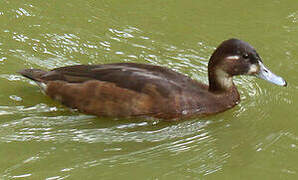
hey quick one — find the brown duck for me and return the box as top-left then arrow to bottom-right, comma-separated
19,39 -> 287,120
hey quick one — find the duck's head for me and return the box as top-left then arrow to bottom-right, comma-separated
208,38 -> 287,92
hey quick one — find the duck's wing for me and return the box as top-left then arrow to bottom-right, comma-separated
34,63 -> 199,97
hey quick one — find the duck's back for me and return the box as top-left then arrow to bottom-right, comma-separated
19,63 -> 237,119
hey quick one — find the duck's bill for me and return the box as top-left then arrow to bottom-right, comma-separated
256,61 -> 287,87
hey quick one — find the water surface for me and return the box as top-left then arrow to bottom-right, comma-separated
0,0 -> 297,179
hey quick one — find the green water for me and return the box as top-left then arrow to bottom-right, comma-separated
0,0 -> 297,179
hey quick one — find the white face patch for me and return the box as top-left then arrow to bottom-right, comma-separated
247,64 -> 258,75
225,55 -> 240,60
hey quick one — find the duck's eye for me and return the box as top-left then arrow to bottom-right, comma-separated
242,54 -> 249,59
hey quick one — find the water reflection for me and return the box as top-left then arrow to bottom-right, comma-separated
284,11 -> 298,32
0,109 -> 232,178
0,112 -> 213,143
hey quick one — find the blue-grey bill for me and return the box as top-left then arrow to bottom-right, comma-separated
256,61 -> 287,86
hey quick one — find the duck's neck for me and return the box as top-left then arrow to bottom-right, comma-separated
208,68 -> 234,92
207,66 -> 241,108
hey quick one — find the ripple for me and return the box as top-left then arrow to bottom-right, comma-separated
34,119 -> 225,177
0,115 -> 212,143
9,95 -> 22,102
13,51 -> 79,69
0,74 -> 23,81
0,113 -> 226,178
15,7 -> 32,17
0,103 -> 63,116
13,33 -> 29,42
284,11 -> 298,32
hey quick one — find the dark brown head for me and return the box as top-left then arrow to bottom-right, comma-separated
208,38 -> 287,92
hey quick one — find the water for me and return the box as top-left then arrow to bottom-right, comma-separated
0,0 -> 297,179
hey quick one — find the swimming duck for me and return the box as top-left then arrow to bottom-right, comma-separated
19,38 -> 287,120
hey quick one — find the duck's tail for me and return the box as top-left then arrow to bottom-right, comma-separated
18,69 -> 47,82
18,69 -> 49,91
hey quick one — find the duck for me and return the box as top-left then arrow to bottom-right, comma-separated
18,38 -> 287,120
